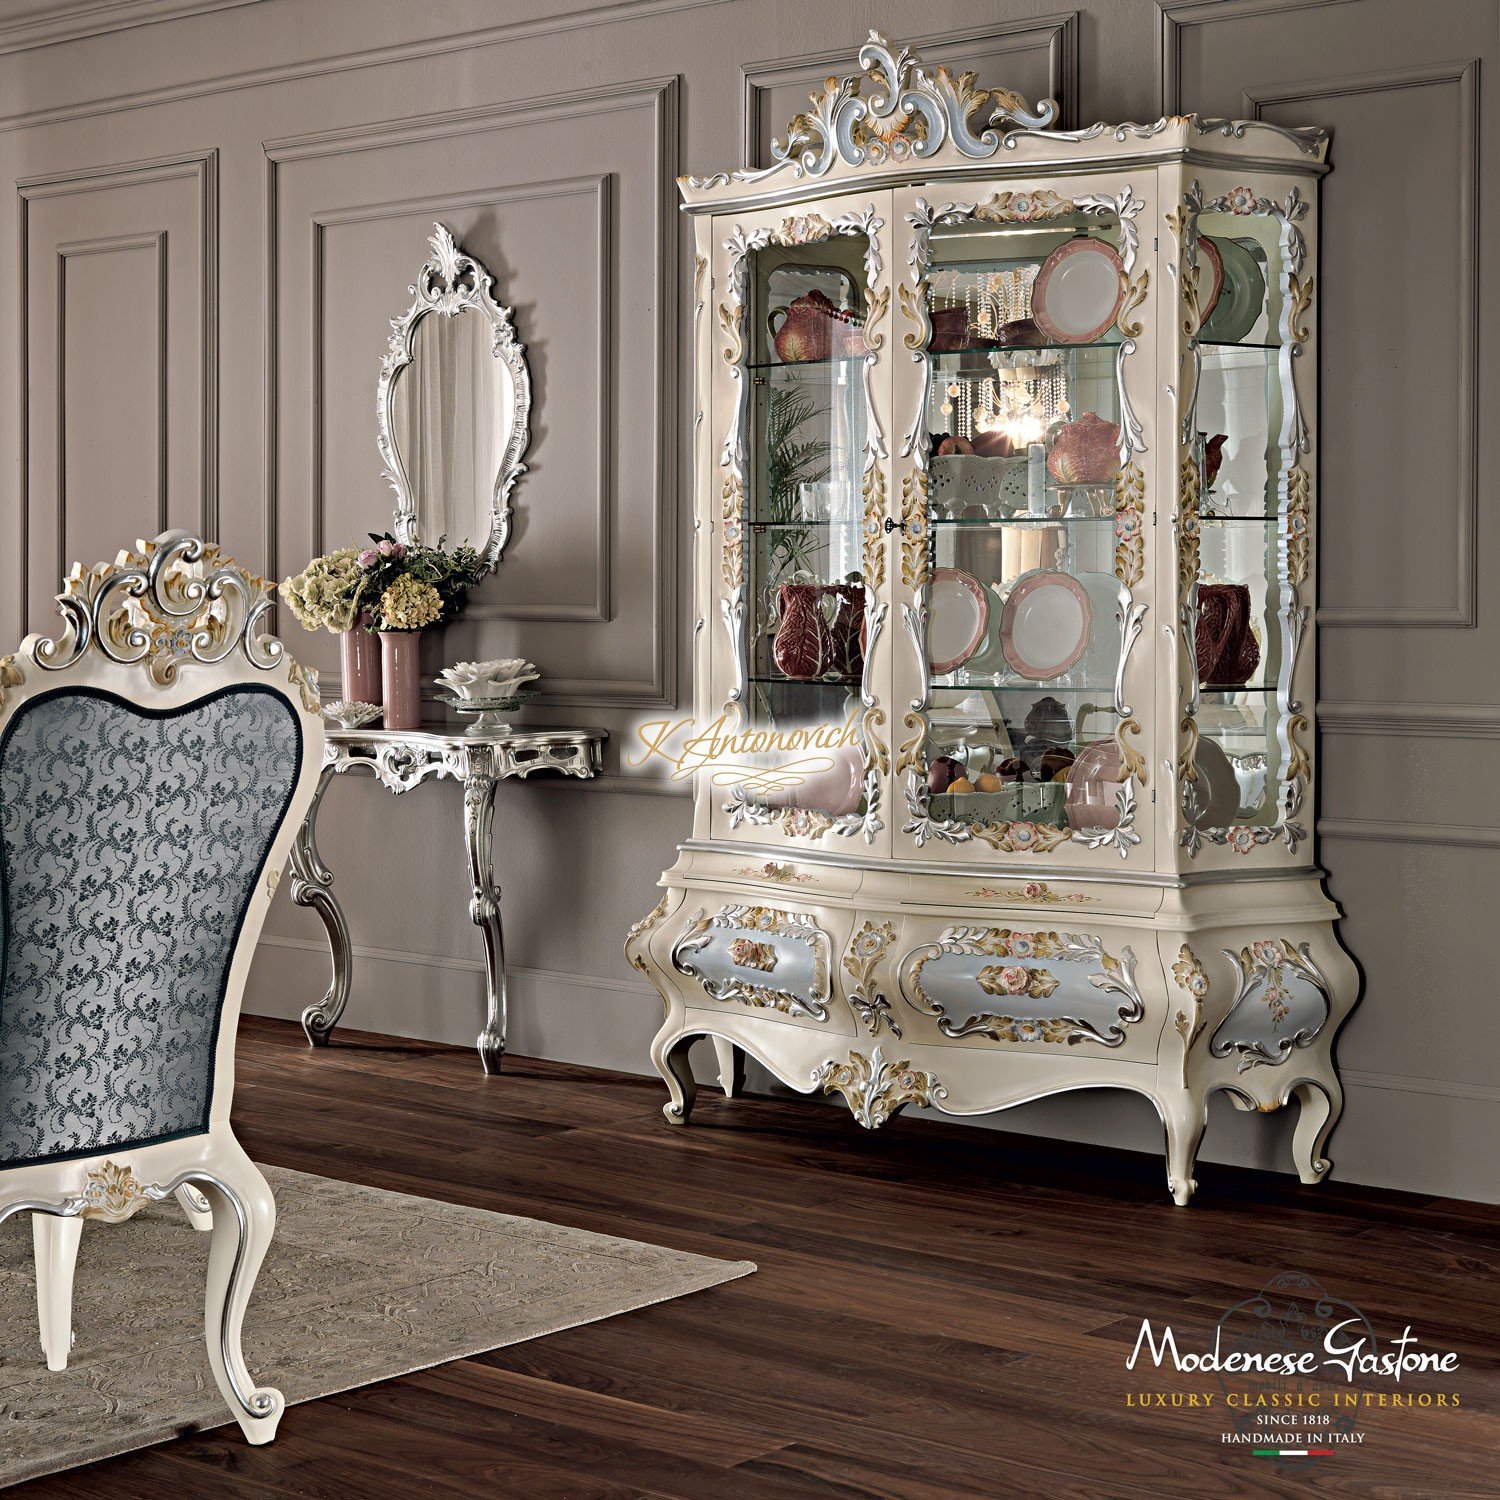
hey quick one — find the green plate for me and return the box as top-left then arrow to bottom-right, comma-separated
1200,236 -> 1265,343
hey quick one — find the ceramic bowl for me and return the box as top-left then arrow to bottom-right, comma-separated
323,700 -> 381,729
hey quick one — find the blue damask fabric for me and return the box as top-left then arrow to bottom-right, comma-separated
0,686 -> 300,1168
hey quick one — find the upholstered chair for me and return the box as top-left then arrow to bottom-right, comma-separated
0,531 -> 324,1444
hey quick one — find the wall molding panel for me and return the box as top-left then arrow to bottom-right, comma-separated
265,78 -> 678,709
56,229 -> 169,581
309,175 -> 613,624
17,147 -> 218,623
1319,817 -> 1500,850
0,0 -> 725,133
0,0 -> 260,56
1318,699 -> 1500,739
1265,59 -> 1478,629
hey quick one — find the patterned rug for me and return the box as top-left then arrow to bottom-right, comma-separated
0,1165 -> 754,1488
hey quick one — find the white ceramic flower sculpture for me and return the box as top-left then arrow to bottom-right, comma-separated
437,659 -> 540,700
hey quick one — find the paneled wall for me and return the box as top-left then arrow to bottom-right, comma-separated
1,0 -> 1495,1200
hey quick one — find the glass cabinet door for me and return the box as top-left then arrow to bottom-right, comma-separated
709,197 -> 893,849
892,184 -> 1154,861
1171,177 -> 1315,859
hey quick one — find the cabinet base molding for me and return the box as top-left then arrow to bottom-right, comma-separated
626,856 -> 1357,1206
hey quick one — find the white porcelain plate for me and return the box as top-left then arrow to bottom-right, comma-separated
1000,569 -> 1092,680
1032,238 -> 1124,344
927,568 -> 989,675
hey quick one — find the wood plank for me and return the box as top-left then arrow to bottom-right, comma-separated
15,1017 -> 1497,1498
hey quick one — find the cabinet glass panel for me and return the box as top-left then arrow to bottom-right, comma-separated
918,210 -> 1128,836
1183,208 -> 1294,832
743,236 -> 871,818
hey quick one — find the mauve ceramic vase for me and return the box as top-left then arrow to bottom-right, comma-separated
379,630 -> 423,729
826,583 -> 865,681
1195,583 -> 1260,686
772,583 -> 831,680
339,616 -> 381,705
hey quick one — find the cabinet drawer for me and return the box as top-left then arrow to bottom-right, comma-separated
894,921 -> 1163,1061
670,900 -> 846,1029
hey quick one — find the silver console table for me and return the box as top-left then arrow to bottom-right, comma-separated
289,722 -> 606,1072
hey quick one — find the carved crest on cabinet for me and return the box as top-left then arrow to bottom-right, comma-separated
767,32 -> 1056,181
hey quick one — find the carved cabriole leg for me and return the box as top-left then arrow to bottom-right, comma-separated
1162,1091 -> 1208,1208
1292,1075 -> 1342,1184
712,1036 -> 745,1098
176,1182 -> 213,1231
32,1214 -> 82,1371
291,766 -> 353,1048
651,1027 -> 697,1125
195,1155 -> 285,1445
463,749 -> 506,1074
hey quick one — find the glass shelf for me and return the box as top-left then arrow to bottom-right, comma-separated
928,340 -> 1121,361
747,353 -> 869,373
930,680 -> 1118,696
929,515 -> 1115,529
747,673 -> 861,688
1198,338 -> 1281,352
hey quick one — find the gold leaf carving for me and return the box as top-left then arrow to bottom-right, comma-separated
900,470 -> 929,590
1113,462 -> 1146,587
81,1160 -> 153,1223
813,1047 -> 945,1129
1117,268 -> 1149,339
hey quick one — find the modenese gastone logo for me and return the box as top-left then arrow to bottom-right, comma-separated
1127,1316 -> 1460,1383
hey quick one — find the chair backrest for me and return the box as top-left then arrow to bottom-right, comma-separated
0,532 -> 324,1170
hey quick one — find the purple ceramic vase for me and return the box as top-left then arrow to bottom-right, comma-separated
379,630 -> 422,729
339,615 -> 381,705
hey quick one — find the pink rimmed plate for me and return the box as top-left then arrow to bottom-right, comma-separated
1032,238 -> 1125,345
1000,569 -> 1092,681
1197,235 -> 1225,324
927,568 -> 989,676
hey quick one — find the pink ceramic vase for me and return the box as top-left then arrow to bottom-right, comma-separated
379,630 -> 423,730
339,615 -> 381,704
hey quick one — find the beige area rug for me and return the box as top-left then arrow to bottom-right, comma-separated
0,1165 -> 754,1488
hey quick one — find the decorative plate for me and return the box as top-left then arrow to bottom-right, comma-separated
1184,735 -> 1243,829
1065,738 -> 1122,830
1200,236 -> 1265,343
927,568 -> 989,675
999,569 -> 1092,681
323,700 -> 381,729
1032,238 -> 1124,345
1197,235 -> 1225,323
764,745 -> 865,817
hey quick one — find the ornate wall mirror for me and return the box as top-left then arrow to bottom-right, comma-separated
377,223 -> 532,569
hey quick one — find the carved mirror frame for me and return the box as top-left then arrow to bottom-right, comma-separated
376,222 -> 532,569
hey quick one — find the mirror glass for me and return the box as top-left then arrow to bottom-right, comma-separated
389,307 -> 514,553
378,223 -> 530,570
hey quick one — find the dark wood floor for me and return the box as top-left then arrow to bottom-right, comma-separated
17,1017 -> 1500,1498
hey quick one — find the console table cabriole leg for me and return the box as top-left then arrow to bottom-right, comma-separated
290,765 -> 354,1047
463,753 -> 507,1073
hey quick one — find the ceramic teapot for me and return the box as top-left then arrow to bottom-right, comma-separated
768,290 -> 863,363
1046,412 -> 1121,485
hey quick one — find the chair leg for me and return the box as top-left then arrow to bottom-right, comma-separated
32,1214 -> 82,1372
176,1183 -> 213,1232
712,1037 -> 745,1098
195,1160 -> 285,1444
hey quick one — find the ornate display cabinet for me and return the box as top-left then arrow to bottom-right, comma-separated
626,33 -> 1357,1204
